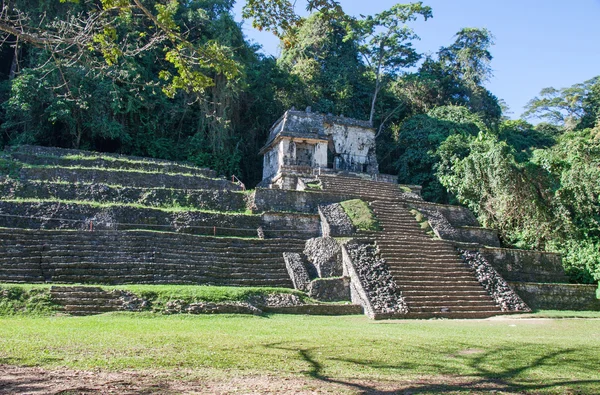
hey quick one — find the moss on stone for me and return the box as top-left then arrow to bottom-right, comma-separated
340,199 -> 381,232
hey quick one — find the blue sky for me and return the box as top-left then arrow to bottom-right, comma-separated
232,0 -> 600,120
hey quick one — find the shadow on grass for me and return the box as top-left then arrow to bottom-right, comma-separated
263,343 -> 600,394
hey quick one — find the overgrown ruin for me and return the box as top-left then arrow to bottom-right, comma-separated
0,109 -> 598,317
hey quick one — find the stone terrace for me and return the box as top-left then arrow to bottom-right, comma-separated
0,146 -> 309,288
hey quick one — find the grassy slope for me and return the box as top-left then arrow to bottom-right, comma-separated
0,284 -> 310,315
0,314 -> 599,393
340,199 -> 381,231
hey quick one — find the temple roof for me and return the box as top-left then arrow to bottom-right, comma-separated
260,109 -> 373,154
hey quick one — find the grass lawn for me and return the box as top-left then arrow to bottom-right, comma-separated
1,313 -> 599,393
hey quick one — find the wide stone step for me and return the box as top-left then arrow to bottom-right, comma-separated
399,284 -> 485,292
18,166 -> 240,191
391,269 -> 475,276
63,304 -> 120,312
393,274 -> 476,282
400,311 -> 503,319
11,151 -> 217,178
408,305 -> 500,313
1,242 -> 305,254
52,298 -> 122,306
384,257 -> 463,264
401,289 -> 488,297
403,298 -> 495,306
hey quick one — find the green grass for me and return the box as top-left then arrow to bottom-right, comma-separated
0,284 -> 311,315
0,314 -> 599,393
340,199 -> 381,231
410,208 -> 435,236
0,284 -> 57,315
524,309 -> 600,318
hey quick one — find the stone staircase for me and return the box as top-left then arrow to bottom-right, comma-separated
370,200 -> 502,318
318,174 -> 415,201
317,173 -> 506,318
0,228 -> 303,287
50,286 -> 126,316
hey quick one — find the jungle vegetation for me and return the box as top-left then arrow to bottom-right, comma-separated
0,0 -> 598,283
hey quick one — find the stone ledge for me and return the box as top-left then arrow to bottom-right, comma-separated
509,282 -> 600,311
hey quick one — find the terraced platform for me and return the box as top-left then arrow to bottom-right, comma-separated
0,228 -> 301,287
0,146 -> 311,289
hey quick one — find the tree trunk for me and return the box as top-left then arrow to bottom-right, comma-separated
9,41 -> 20,80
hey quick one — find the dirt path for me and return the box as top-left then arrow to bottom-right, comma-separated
0,364 -> 549,394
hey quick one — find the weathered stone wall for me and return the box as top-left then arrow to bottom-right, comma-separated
0,201 -> 261,237
261,212 -> 321,238
303,237 -> 343,277
509,282 -> 600,311
453,227 -> 501,247
19,167 -> 240,191
10,152 -> 216,178
411,202 -> 479,227
414,205 -> 499,247
283,252 -> 311,291
9,145 -> 217,177
252,188 -> 353,214
0,228 -> 302,287
481,247 -> 568,283
459,250 -> 530,312
308,277 -> 351,302
1,179 -> 247,212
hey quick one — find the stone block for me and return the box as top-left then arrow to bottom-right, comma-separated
308,277 -> 351,302
509,282 -> 600,311
318,203 -> 355,237
283,252 -> 311,291
304,237 -> 343,277
481,247 -> 568,283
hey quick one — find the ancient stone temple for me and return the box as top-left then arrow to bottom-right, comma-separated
259,108 -> 396,189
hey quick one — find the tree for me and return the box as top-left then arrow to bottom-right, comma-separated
522,76 -> 600,129
277,12 -> 370,118
0,0 -> 241,100
394,105 -> 483,203
351,2 -> 432,124
438,27 -> 494,87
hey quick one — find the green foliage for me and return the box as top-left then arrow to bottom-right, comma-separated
497,119 -> 555,162
278,12 -> 370,118
340,199 -> 380,231
439,27 -> 494,87
0,155 -> 21,178
437,122 -> 600,282
522,76 -> 599,129
0,285 -> 57,315
395,105 -> 483,202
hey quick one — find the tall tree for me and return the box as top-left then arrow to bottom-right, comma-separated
351,2 -> 432,124
277,12 -> 369,118
438,27 -> 494,87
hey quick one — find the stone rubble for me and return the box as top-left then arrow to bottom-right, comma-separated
345,241 -> 408,314
164,300 -> 262,315
303,237 -> 343,277
318,203 -> 355,237
459,249 -> 531,312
